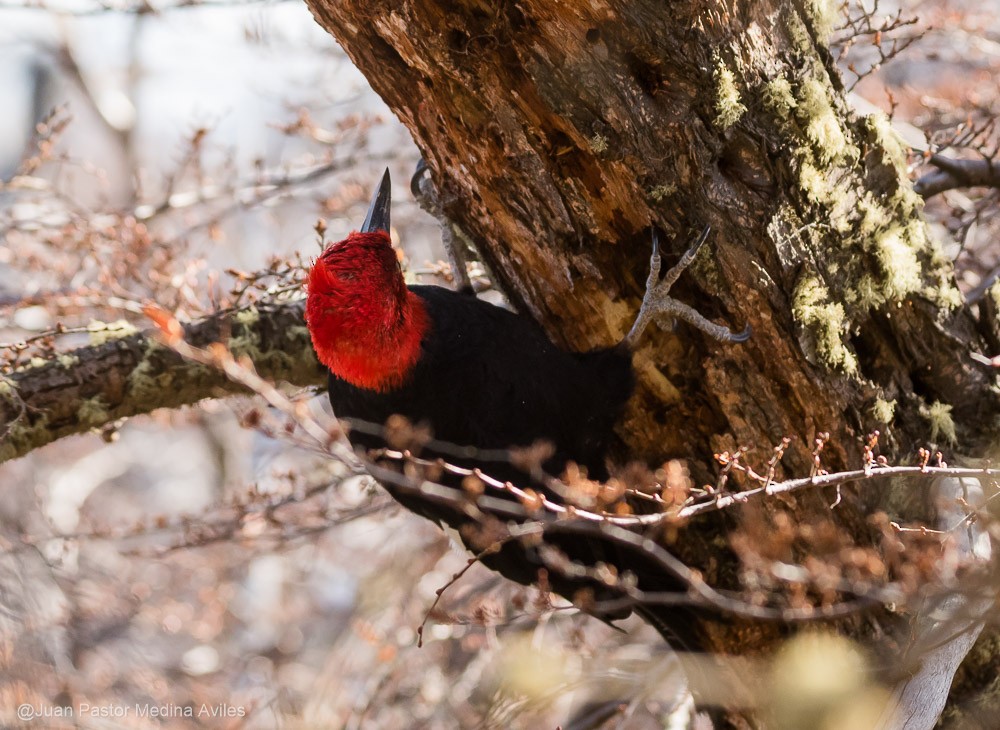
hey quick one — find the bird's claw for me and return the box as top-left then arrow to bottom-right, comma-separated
410,157 -> 474,293
410,157 -> 431,201
730,324 -> 752,343
625,225 -> 750,348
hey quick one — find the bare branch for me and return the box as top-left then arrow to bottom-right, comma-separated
915,155 -> 1000,198
832,0 -> 925,92
672,464 -> 1000,520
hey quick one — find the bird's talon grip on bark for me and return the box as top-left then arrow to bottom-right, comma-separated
731,324 -> 752,343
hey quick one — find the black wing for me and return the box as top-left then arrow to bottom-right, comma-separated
327,284 -> 633,480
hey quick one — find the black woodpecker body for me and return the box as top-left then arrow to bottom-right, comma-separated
305,168 -> 748,645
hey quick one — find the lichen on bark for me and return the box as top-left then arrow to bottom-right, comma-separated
0,302 -> 323,464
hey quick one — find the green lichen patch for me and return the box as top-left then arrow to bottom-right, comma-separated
865,112 -> 909,172
792,274 -> 858,374
713,54 -> 746,130
874,228 -> 922,300
649,184 -> 677,202
758,55 -> 960,336
228,332 -> 259,360
925,225 -> 953,270
88,319 -> 139,346
785,11 -> 814,55
904,219 -> 928,250
77,397 -> 109,427
928,280 -> 964,313
798,160 -> 834,205
793,160 -> 944,316
871,398 -> 896,424
850,273 -> 888,310
797,79 -> 856,164
856,193 -> 890,238
989,281 -> 1000,312
225,315 -> 310,377
588,133 -> 609,154
235,305 -> 260,327
127,355 -> 172,403
919,400 -> 957,445
892,182 -> 925,220
0,414 -> 49,463
859,113 -> 927,229
57,354 -> 79,368
763,77 -> 797,119
807,0 -> 839,38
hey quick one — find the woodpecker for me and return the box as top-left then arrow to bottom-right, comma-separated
305,167 -> 748,640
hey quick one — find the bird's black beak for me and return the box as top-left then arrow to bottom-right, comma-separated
360,168 -> 391,234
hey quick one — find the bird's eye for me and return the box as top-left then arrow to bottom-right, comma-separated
340,271 -> 357,282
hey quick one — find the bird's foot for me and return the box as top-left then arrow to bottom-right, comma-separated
411,158 -> 474,293
410,157 -> 435,208
624,225 -> 751,348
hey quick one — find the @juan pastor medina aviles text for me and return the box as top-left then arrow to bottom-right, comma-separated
16,703 -> 247,721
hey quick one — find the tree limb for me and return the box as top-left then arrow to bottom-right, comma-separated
0,301 -> 323,463
915,155 -> 1000,198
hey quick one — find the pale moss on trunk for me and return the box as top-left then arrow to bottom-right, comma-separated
763,76 -> 797,118
235,305 -> 260,327
873,228 -> 923,300
920,400 -> 958,445
792,274 -> 858,374
229,317 -> 317,372
871,398 -> 896,424
713,53 -> 746,130
798,78 -> 858,165
736,11 -> 964,329
759,64 -> 963,362
587,134 -> 609,154
805,0 -> 839,39
648,183 -> 677,202
990,281 -> 1000,312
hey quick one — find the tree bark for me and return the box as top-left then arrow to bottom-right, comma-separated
0,303 -> 324,462
298,0 -> 1000,724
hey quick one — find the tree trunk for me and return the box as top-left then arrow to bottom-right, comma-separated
302,0 -> 1000,724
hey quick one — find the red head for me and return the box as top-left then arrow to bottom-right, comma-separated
306,230 -> 429,392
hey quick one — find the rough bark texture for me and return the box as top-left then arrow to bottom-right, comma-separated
298,0 -> 1000,724
0,302 -> 324,462
303,0 -> 997,468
